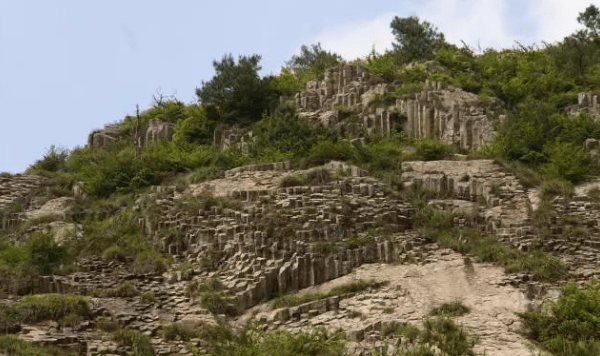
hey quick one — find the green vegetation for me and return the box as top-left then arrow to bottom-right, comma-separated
434,228 -> 566,282
0,294 -> 90,332
186,278 -> 241,316
272,279 -> 388,309
0,335 -> 76,356
519,281 -> 600,356
429,301 -> 471,317
111,328 -> 154,356
381,318 -> 479,356
89,282 -> 139,298
183,324 -> 345,356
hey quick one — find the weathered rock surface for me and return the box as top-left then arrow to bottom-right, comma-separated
292,65 -> 498,149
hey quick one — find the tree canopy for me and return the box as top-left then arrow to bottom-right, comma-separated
196,54 -> 272,127
390,15 -> 445,61
286,43 -> 344,80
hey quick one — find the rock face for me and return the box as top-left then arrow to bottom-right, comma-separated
569,92 -> 600,118
214,126 -> 255,154
293,65 -> 497,149
398,80 -> 496,150
295,65 -> 392,137
0,174 -> 46,230
88,119 -> 173,149
144,119 -> 173,145
401,159 -> 530,238
87,125 -> 122,149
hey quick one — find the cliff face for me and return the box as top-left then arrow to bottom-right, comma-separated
293,65 -> 498,149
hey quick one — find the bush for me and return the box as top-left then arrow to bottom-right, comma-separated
429,301 -> 470,317
16,294 -> 90,323
272,279 -> 387,309
415,139 -> 452,161
519,281 -> 600,355
541,141 -> 591,183
308,139 -> 358,165
132,250 -> 168,275
25,233 -> 69,275
0,335 -> 76,356
538,179 -> 574,201
433,229 -> 566,282
111,328 -> 154,356
27,145 -> 69,173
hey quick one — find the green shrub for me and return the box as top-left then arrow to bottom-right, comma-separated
25,233 -> 69,275
308,139 -> 358,165
132,250 -> 168,275
139,292 -> 156,304
434,229 -> 566,282
519,281 -> 600,355
0,335 -> 76,356
538,179 -> 574,201
420,317 -> 477,356
429,301 -> 470,317
541,141 -> 591,184
272,279 -> 387,309
415,139 -> 453,161
111,328 -> 154,356
279,174 -> 305,187
16,294 -> 90,323
27,145 -> 69,174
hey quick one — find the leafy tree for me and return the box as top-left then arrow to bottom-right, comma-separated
196,54 -> 272,127
578,4 -> 600,36
254,105 -> 318,157
286,43 -> 343,80
390,16 -> 445,61
172,105 -> 214,146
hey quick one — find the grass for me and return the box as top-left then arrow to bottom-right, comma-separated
518,281 -> 600,356
0,294 -> 90,332
429,301 -> 470,317
186,278 -> 241,316
538,178 -> 574,201
272,279 -> 388,309
380,318 -> 480,355
16,294 -> 90,324
182,325 -> 345,356
111,328 -> 154,356
0,335 -> 76,356
139,292 -> 156,304
431,228 -> 566,282
89,281 -> 139,298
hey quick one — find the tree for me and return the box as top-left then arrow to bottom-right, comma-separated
196,54 -> 271,127
286,43 -> 343,80
578,4 -> 600,37
390,16 -> 445,61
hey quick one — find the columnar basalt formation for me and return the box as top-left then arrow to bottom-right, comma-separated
294,65 -> 497,149
569,92 -> 600,118
144,118 -> 173,145
214,126 -> 255,154
138,162 -> 419,310
0,174 -> 46,230
401,160 -> 531,238
398,80 -> 495,150
87,125 -> 122,149
295,65 -> 392,137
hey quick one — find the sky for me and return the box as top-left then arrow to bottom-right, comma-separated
0,0 -> 597,173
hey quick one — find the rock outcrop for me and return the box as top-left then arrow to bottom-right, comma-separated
144,118 -> 173,146
398,80 -> 496,149
293,65 -> 498,149
87,125 -> 122,149
214,126 -> 255,154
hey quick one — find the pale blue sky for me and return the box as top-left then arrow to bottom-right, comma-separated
0,0 -> 596,173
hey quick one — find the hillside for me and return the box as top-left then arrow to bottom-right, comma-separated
4,7 -> 600,356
